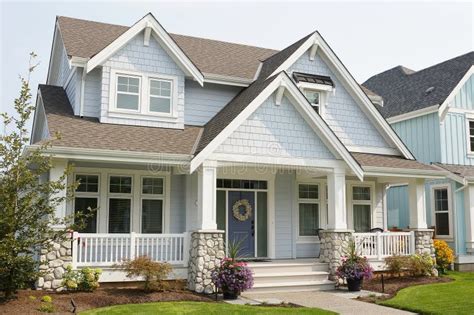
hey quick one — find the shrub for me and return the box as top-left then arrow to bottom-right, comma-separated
120,256 -> 172,291
62,266 -> 101,291
41,295 -> 52,303
434,240 -> 454,273
385,255 -> 410,277
408,253 -> 435,276
212,258 -> 254,295
38,295 -> 54,313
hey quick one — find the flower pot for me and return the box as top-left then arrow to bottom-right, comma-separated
347,277 -> 363,291
223,291 -> 239,300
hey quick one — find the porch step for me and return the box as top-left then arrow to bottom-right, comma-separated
247,259 -> 335,293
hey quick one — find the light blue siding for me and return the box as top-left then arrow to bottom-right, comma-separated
288,51 -> 391,150
387,185 -> 409,229
216,94 -> 336,160
440,112 -> 474,165
391,112 -> 441,164
275,172 -> 295,258
296,243 -> 320,258
82,68 -> 102,118
170,174 -> 186,233
452,75 -> 474,110
184,80 -> 241,125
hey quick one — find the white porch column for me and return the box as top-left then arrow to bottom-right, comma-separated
50,159 -> 68,229
408,178 -> 428,229
196,161 -> 217,230
327,168 -> 347,230
465,184 -> 474,254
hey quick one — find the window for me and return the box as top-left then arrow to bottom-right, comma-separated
108,176 -> 132,233
352,186 -> 372,232
304,90 -> 320,113
433,187 -> 450,236
116,75 -> 140,110
298,184 -> 320,237
141,177 -> 165,234
149,79 -> 172,114
469,120 -> 474,153
74,174 -> 99,233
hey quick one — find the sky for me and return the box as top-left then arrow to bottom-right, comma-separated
1,0 -> 473,129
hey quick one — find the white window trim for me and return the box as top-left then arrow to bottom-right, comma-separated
430,184 -> 453,239
73,173 -> 100,233
295,181 -> 326,243
140,176 -> 166,234
300,86 -> 329,116
465,114 -> 474,157
347,181 -> 376,232
107,174 -> 134,233
109,68 -> 179,120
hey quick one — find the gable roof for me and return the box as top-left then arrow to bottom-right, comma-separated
363,52 -> 474,119
37,85 -> 202,156
56,16 -> 277,81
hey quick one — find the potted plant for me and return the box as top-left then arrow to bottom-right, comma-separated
336,239 -> 374,291
211,240 -> 253,299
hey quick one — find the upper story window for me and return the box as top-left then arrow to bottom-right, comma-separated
304,90 -> 321,113
110,69 -> 178,119
293,72 -> 334,116
468,120 -> 474,153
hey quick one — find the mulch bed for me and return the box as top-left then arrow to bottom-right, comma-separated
0,286 -> 214,314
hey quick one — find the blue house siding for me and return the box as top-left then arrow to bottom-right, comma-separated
451,74 -> 474,110
170,174 -> 186,233
391,112 -> 441,164
387,185 -> 410,229
441,112 -> 474,165
274,172 -> 295,258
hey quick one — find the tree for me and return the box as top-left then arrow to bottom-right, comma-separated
0,53 -> 82,298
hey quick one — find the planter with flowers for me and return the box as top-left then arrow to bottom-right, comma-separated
336,240 -> 374,291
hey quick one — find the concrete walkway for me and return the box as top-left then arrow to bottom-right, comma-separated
243,291 -> 415,315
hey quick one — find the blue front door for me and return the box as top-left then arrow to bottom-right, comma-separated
228,191 -> 255,257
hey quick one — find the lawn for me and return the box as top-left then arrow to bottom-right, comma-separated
80,301 -> 336,315
381,271 -> 474,315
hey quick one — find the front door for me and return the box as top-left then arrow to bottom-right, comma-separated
228,191 -> 255,257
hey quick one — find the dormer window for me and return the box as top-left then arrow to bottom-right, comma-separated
110,69 -> 178,119
304,90 -> 321,113
293,72 -> 334,116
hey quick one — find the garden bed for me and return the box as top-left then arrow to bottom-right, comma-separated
0,287 -> 213,314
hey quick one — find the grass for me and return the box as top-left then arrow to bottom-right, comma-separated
381,271 -> 474,315
80,301 -> 336,315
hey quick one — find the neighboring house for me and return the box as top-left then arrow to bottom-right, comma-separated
29,13 -> 444,293
364,52 -> 474,271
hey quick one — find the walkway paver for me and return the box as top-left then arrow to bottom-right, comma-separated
243,291 -> 415,315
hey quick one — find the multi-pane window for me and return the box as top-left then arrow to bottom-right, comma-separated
108,176 -> 132,233
298,184 -> 320,236
469,121 -> 474,153
74,174 -> 99,233
352,186 -> 371,232
116,75 -> 140,110
433,187 -> 450,236
304,90 -> 320,113
141,177 -> 164,234
149,79 -> 172,114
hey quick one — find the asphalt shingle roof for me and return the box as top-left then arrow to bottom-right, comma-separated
37,85 -> 202,155
352,152 -> 440,172
57,16 -> 277,81
433,163 -> 474,180
363,52 -> 474,118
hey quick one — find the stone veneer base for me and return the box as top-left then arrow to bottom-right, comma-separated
319,231 -> 352,280
36,237 -> 73,292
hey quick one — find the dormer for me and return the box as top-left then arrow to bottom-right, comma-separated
293,72 -> 335,116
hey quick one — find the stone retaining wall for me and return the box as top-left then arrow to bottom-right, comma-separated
188,231 -> 225,294
36,238 -> 73,291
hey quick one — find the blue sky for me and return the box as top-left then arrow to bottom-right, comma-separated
1,1 -> 472,129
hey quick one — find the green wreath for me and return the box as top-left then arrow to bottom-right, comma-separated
232,199 -> 253,222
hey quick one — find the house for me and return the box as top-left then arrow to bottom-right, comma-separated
29,13 -> 445,293
363,52 -> 474,271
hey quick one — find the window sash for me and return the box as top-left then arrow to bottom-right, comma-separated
108,198 -> 131,233
109,176 -> 133,194
142,177 -> 164,195
433,187 -> 450,236
299,184 -> 319,200
299,203 -> 320,236
75,174 -> 99,193
141,199 -> 163,234
116,75 -> 140,111
74,197 -> 98,233
353,204 -> 371,232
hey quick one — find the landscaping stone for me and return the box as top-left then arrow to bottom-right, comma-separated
188,231 -> 225,294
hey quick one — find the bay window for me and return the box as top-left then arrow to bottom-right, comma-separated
298,184 -> 320,237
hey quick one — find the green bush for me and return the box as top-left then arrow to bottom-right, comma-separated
408,253 -> 435,276
385,255 -> 410,277
41,295 -> 52,303
38,295 -> 54,313
62,266 -> 101,291
119,256 -> 172,291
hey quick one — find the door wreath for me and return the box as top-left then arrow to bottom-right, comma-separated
232,199 -> 253,221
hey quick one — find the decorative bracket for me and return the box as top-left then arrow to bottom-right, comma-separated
143,23 -> 152,46
309,40 -> 320,61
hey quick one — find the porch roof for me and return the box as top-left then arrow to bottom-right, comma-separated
433,163 -> 474,183
37,85 -> 202,156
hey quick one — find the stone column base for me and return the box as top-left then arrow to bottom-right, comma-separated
188,231 -> 225,294
413,229 -> 435,256
319,230 -> 352,280
36,236 -> 73,292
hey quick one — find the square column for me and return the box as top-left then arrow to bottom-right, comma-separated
408,178 -> 428,229
465,185 -> 474,254
327,168 -> 348,230
50,159 -> 68,229
197,161 -> 217,230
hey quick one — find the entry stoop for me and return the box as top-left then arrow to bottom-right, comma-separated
246,259 -> 336,293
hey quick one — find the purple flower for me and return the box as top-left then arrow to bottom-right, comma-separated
212,258 -> 254,294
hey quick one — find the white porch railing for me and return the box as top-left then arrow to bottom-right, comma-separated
72,232 -> 189,267
353,231 -> 415,260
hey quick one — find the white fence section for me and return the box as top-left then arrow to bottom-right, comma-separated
72,232 -> 189,267
353,231 -> 415,260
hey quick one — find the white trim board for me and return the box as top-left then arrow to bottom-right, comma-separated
266,32 -> 415,160
190,72 -> 364,180
85,13 -> 204,86
387,105 -> 440,124
439,65 -> 474,122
